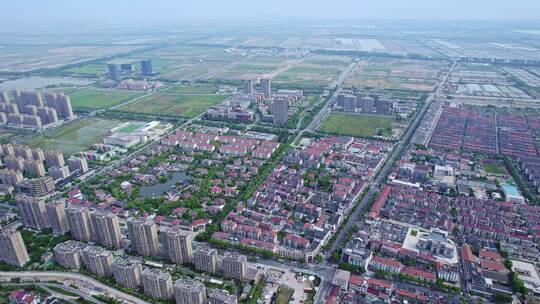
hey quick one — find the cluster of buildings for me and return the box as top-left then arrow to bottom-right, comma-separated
0,144 -> 88,195
116,79 -> 163,91
107,59 -> 154,82
334,93 -> 393,116
213,136 -> 392,261
205,78 -> 303,126
0,90 -> 74,129
104,121 -> 172,148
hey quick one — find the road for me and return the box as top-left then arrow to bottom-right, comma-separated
327,59 -> 457,256
0,271 -> 148,304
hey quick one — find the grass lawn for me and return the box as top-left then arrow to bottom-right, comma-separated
69,89 -> 141,111
483,163 -> 507,175
276,287 -> 294,304
163,83 -> 219,94
118,93 -> 228,118
29,117 -> 121,155
63,64 -> 105,75
320,113 -> 393,137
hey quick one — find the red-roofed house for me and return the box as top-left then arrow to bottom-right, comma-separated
369,256 -> 403,274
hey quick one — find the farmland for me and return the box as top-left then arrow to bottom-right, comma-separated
162,83 -> 220,94
118,93 -> 228,118
69,89 -> 142,111
320,113 -> 394,138
29,117 -> 121,155
274,57 -> 350,86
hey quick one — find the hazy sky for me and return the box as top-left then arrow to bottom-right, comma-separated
3,0 -> 540,26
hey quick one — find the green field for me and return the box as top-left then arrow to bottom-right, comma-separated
483,163 -> 507,175
63,63 -> 106,75
320,113 -> 393,137
163,83 -> 219,94
118,93 -> 228,118
29,118 -> 121,155
69,89 -> 141,110
276,287 -> 294,304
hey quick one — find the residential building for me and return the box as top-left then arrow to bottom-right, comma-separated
141,60 -> 153,76
260,78 -> 271,99
16,194 -> 50,230
193,246 -> 218,274
174,278 -> 206,304
208,289 -> 237,304
142,268 -> 173,300
66,204 -> 92,241
45,150 -> 65,167
113,257 -> 142,289
272,98 -> 288,126
53,240 -> 84,270
46,200 -> 70,235
242,80 -> 253,95
67,156 -> 89,174
82,245 -> 113,276
127,217 -> 160,257
159,226 -> 194,264
108,64 -> 119,81
90,210 -> 122,249
17,176 -> 55,197
0,228 -> 29,267
222,252 -> 247,280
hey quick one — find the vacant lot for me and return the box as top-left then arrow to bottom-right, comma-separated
63,63 -> 105,75
29,117 -> 121,155
69,89 -> 141,111
276,287 -> 294,304
118,93 -> 228,118
163,83 -> 219,94
274,57 -> 350,86
321,113 -> 393,137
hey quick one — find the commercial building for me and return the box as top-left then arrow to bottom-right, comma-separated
193,246 -> 218,274
0,228 -> 29,267
90,210 -> 122,249
272,98 -> 288,126
159,226 -> 194,264
53,240 -> 84,270
174,278 -> 206,304
127,217 -> 160,257
142,268 -> 173,300
208,289 -> 237,304
113,257 -> 142,289
108,64 -> 119,81
66,204 -> 92,242
82,245 -> 113,276
46,199 -> 70,235
141,60 -> 153,76
16,194 -> 50,230
222,252 -> 247,280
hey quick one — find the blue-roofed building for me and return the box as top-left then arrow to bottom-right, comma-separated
501,184 -> 525,204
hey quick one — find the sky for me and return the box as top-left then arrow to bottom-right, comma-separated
2,0 -> 540,27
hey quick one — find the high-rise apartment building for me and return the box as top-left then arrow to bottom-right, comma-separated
159,226 -> 194,264
90,210 -> 122,249
193,246 -> 218,274
67,156 -> 89,174
127,217 -> 160,257
16,194 -> 50,230
141,60 -> 153,76
222,252 -> 247,280
46,199 -> 70,235
0,228 -> 30,267
272,98 -> 288,126
260,78 -> 271,99
142,268 -> 173,300
174,278 -> 206,304
242,80 -> 253,95
66,204 -> 92,242
45,150 -> 65,167
82,245 -> 113,276
208,289 -> 238,304
53,240 -> 84,270
112,257 -> 142,289
108,64 -> 119,81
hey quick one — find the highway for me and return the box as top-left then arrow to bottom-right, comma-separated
0,271 -> 149,304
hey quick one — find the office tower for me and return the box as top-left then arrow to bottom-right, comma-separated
0,169 -> 23,186
14,145 -> 33,160
140,60 -> 153,76
67,156 -> 89,174
24,160 -> 46,177
0,228 -> 30,267
46,200 -> 70,235
159,226 -> 194,264
222,252 -> 247,280
343,95 -> 357,112
43,92 -> 74,119
48,165 -> 71,180
357,96 -> 374,114
82,245 -> 113,276
53,240 -> 84,270
142,268 -> 173,300
45,150 -> 65,167
1,144 -> 14,156
14,90 -> 43,109
174,279 -> 206,304
242,80 -> 253,95
113,257 -> 142,289
108,64 -> 119,81
16,194 -> 50,230
127,217 -> 160,257
260,78 -> 271,99
208,289 -> 238,304
4,156 -> 25,171
36,106 -> 58,124
120,63 -> 133,72
0,91 -> 9,103
66,204 -> 92,241
193,246 -> 217,274
17,176 -> 55,197
32,148 -> 45,162
272,98 -> 288,126
90,210 -> 122,249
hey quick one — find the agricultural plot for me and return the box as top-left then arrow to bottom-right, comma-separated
320,113 -> 396,138
29,117 -> 121,155
63,63 -> 106,76
162,83 -> 219,94
212,56 -> 299,80
118,93 -> 228,118
274,56 -> 351,86
343,58 -> 443,92
69,89 -> 142,111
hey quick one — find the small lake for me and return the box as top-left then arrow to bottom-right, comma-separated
0,76 -> 94,90
140,172 -> 188,198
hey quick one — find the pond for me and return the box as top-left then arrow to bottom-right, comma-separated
140,171 -> 189,198
0,76 -> 94,90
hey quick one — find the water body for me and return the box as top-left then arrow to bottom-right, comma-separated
140,171 -> 188,198
0,76 -> 93,90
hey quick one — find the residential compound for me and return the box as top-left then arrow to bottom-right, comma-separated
213,136 -> 392,261
0,90 -> 74,129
